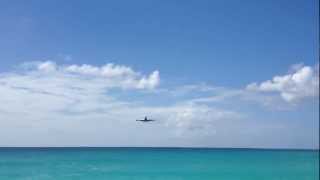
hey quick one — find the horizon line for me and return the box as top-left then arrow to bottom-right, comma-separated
0,146 -> 318,151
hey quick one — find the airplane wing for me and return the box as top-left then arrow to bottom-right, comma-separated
136,119 -> 155,122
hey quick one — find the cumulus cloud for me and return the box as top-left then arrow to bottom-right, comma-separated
136,70 -> 159,89
165,104 -> 242,135
64,63 -> 137,77
33,61 -> 160,89
0,61 -> 242,147
246,63 -> 319,102
37,61 -> 57,72
0,61 -> 317,148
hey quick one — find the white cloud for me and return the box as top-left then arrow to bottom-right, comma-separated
0,61 -> 243,146
65,63 -> 138,78
37,61 -> 57,72
137,70 -> 160,89
34,61 -> 160,89
165,104 -> 242,135
0,61 -> 317,148
246,63 -> 319,102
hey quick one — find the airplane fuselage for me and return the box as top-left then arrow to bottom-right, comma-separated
136,116 -> 155,122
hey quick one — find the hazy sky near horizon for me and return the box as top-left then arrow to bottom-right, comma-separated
0,0 -> 319,148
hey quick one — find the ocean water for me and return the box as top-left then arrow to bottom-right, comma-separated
0,148 -> 318,180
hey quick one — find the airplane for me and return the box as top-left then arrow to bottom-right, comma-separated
136,116 -> 155,122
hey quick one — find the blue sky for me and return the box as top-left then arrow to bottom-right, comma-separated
0,0 -> 318,148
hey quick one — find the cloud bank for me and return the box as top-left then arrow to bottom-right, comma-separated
0,61 -> 318,148
0,61 -> 241,144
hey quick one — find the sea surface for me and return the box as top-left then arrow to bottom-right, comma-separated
0,147 -> 318,180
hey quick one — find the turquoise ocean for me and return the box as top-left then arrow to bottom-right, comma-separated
0,148 -> 318,180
